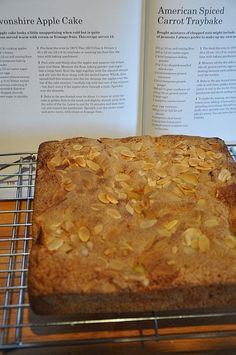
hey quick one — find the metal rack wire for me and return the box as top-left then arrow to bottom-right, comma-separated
0,148 -> 236,351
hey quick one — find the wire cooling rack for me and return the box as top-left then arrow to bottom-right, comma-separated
0,149 -> 236,351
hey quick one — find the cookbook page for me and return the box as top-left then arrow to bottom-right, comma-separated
142,0 -> 236,144
0,0 -> 143,154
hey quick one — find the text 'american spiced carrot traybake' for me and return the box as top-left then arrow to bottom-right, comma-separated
28,135 -> 236,315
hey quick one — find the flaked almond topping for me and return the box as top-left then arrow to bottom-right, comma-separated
197,160 -> 215,170
156,176 -> 171,187
140,219 -> 157,229
156,168 -> 168,178
119,181 -> 132,191
180,173 -> 198,186
128,191 -> 142,201
88,149 -> 100,160
75,156 -> 86,167
98,192 -> 110,204
196,147 -> 206,160
91,203 -> 105,211
106,208 -> 122,219
116,191 -> 127,200
61,158 -> 70,167
93,224 -> 103,235
163,219 -> 178,231
218,168 -> 231,183
86,159 -> 100,172
81,246 -> 89,257
78,226 -> 90,242
175,148 -> 186,155
147,177 -> 156,187
183,228 -> 201,247
213,152 -> 223,159
47,238 -> 64,251
198,234 -> 210,252
106,193 -> 118,204
173,164 -> 190,174
225,235 -> 236,249
125,203 -> 134,215
49,222 -> 61,231
134,141 -> 143,151
59,243 -> 73,253
47,155 -> 62,169
176,183 -> 195,195
188,157 -> 199,167
182,228 -> 210,252
143,162 -> 155,170
72,143 -> 83,151
120,148 -> 136,158
115,173 -> 130,182
173,155 -> 185,163
133,203 -> 143,214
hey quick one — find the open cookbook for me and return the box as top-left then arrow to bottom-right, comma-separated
0,0 -> 236,198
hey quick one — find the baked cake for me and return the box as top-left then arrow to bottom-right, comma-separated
28,135 -> 236,315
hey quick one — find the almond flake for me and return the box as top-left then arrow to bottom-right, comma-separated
106,208 -> 121,219
218,168 -> 231,183
180,173 -> 198,186
91,203 -> 105,211
133,203 -> 143,214
86,159 -> 100,172
198,234 -> 210,252
143,162 -> 155,171
98,192 -> 110,204
115,173 -> 130,182
106,193 -> 118,204
125,203 -> 134,215
119,181 -> 132,191
75,156 -> 86,167
196,147 -> 206,160
156,168 -> 168,178
78,226 -> 90,242
140,219 -> 157,229
94,224 -> 103,235
134,141 -> 143,151
128,191 -> 142,201
72,143 -> 83,151
47,238 -> 64,251
163,219 -> 178,231
147,177 -> 156,187
188,157 -> 199,167
47,155 -> 62,169
120,148 -> 136,158
88,149 -> 100,160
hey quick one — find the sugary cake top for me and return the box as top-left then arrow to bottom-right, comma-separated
30,135 -> 236,296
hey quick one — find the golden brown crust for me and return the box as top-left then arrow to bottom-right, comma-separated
28,135 -> 236,315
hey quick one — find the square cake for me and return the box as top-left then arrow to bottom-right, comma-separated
28,135 -> 236,315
